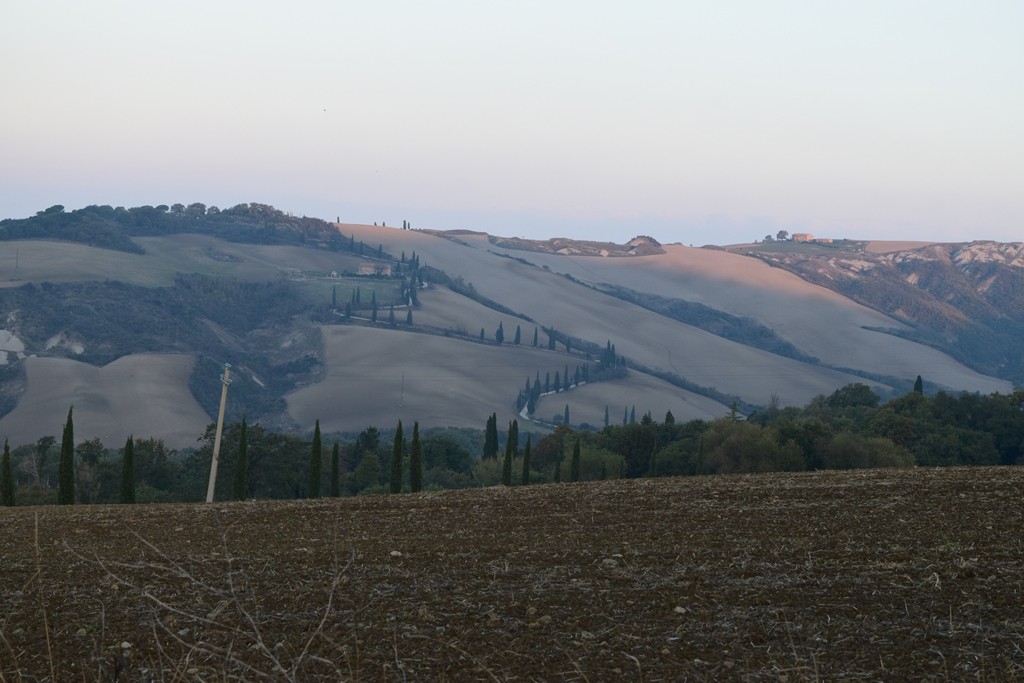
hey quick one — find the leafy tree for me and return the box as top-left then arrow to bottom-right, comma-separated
826,383 -> 880,409
232,419 -> 248,501
352,452 -> 380,493
409,422 -> 423,492
58,407 -> 74,505
521,434 -> 532,485
120,435 -> 136,504
390,420 -> 404,493
1,439 -> 13,506
309,419 -> 322,498
330,443 -> 341,497
777,229 -> 789,241
570,438 -> 581,482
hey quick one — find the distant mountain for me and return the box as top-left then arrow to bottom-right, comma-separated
0,204 -> 1017,448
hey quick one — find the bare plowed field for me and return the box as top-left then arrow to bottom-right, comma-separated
2,467 -> 1022,681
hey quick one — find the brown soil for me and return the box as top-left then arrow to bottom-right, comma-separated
2,467 -> 1022,681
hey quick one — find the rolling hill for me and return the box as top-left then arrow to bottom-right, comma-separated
0,204 -> 1018,449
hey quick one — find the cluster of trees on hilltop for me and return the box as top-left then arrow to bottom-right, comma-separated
0,202 -> 362,254
2,383 -> 1022,507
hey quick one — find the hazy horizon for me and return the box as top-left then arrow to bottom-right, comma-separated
3,1 -> 1021,246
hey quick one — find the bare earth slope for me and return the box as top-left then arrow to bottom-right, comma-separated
0,222 -> 1016,448
0,354 -> 210,447
2,467 -> 1021,680
345,225 -> 1013,398
509,244 -> 1009,393
286,326 -> 729,433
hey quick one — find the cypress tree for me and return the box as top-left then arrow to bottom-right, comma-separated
521,434 -> 532,486
390,420 -> 404,493
514,325 -> 521,345
570,438 -> 581,482
388,305 -> 396,326
57,406 -> 74,505
120,435 -> 136,504
630,405 -> 636,424
604,405 -> 610,428
914,375 -> 924,395
495,321 -> 504,344
502,422 -> 514,486
1,438 -> 14,507
483,413 -> 499,459
509,419 -> 519,458
308,419 -> 322,498
330,442 -> 341,497
532,327 -> 539,347
406,308 -> 413,325
553,459 -> 561,483
564,404 -> 570,426
409,422 -> 422,492
331,285 -> 337,307
623,406 -> 628,425
232,419 -> 248,501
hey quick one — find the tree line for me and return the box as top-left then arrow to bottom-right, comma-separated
3,382 -> 1023,507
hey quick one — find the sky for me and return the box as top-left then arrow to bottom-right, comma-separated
2,1 -> 1022,246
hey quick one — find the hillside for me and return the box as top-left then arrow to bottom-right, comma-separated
727,239 -> 1024,383
0,204 -> 1017,449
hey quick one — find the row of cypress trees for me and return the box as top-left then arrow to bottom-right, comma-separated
388,420 -> 424,493
1,407 -> 139,507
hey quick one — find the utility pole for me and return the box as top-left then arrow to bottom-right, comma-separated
205,363 -> 234,503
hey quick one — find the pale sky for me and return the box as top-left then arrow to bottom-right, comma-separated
2,1 -> 1021,245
